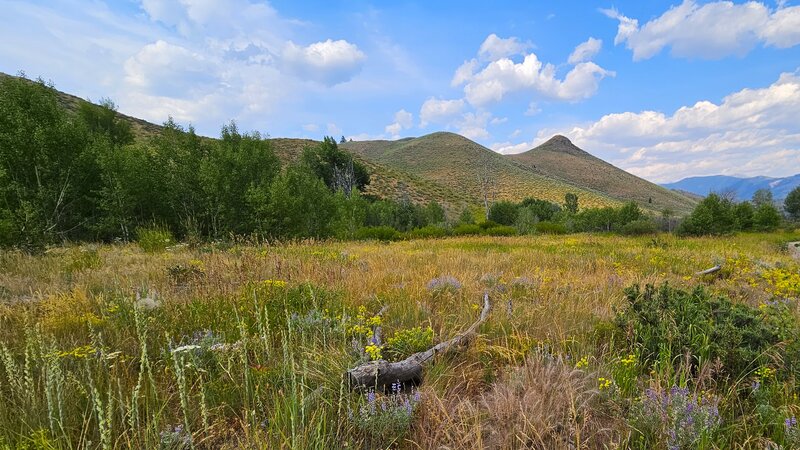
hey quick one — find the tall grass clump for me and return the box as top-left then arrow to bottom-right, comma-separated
136,226 -> 174,253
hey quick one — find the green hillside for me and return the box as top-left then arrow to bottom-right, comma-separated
269,138 -> 474,209
508,135 -> 697,213
343,132 -> 621,209
0,72 -> 162,139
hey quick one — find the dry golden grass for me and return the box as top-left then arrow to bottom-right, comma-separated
0,232 -> 798,448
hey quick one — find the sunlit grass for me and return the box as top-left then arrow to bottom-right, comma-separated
0,231 -> 798,448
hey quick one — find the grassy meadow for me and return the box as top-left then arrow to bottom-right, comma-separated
1,232 -> 800,449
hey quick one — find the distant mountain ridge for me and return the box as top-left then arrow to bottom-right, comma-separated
662,174 -> 800,201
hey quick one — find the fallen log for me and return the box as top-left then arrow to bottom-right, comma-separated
696,265 -> 722,276
346,292 -> 491,391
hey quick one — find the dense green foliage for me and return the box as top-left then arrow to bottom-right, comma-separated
0,76 -> 465,248
616,283 -> 791,379
679,193 -> 784,236
488,201 -> 518,225
785,186 -> 800,221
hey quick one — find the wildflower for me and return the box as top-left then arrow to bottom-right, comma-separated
57,345 -> 96,359
754,366 -> 776,381
575,356 -> 589,369
365,343 -> 382,361
598,377 -> 612,390
426,275 -> 462,294
631,386 -> 721,449
262,279 -> 286,288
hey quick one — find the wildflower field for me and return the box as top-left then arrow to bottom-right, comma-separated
1,232 -> 800,449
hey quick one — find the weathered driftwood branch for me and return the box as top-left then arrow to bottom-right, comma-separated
346,293 -> 491,391
696,265 -> 722,276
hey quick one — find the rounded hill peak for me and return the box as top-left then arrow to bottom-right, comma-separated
548,134 -> 573,144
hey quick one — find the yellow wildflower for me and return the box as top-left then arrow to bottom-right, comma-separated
365,343 -> 382,361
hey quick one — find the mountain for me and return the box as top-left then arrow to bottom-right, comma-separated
662,174 -> 800,201
343,132 -> 624,211
507,135 -> 697,213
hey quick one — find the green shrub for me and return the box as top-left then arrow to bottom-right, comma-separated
482,225 -> 517,236
488,201 -> 518,225
452,224 -> 481,236
136,226 -> 174,253
615,283 -> 792,379
621,219 -> 658,236
677,194 -> 736,236
354,226 -> 399,241
535,221 -> 567,235
384,326 -> 434,361
405,225 -> 450,240
478,220 -> 501,230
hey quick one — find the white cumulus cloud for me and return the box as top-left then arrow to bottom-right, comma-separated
419,98 -> 465,127
568,37 -> 602,64
385,109 -> 414,137
282,39 -> 366,86
529,70 -> 800,182
459,54 -> 613,106
478,33 -> 532,61
603,1 -> 800,61
124,40 -> 218,98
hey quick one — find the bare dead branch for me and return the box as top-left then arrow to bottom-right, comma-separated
346,293 -> 491,391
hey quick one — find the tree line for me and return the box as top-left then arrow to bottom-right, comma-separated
2,75 -> 798,250
0,76 -> 458,249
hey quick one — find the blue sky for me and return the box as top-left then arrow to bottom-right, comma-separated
2,0 -> 800,183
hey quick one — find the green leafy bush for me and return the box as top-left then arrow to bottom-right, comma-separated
478,220 -> 500,230
615,283 -> 792,379
535,221 -> 567,235
620,219 -> 658,236
354,226 -> 399,241
482,225 -> 517,236
405,225 -> 450,240
452,224 -> 481,236
488,201 -> 518,225
136,226 -> 174,253
385,326 -> 434,361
